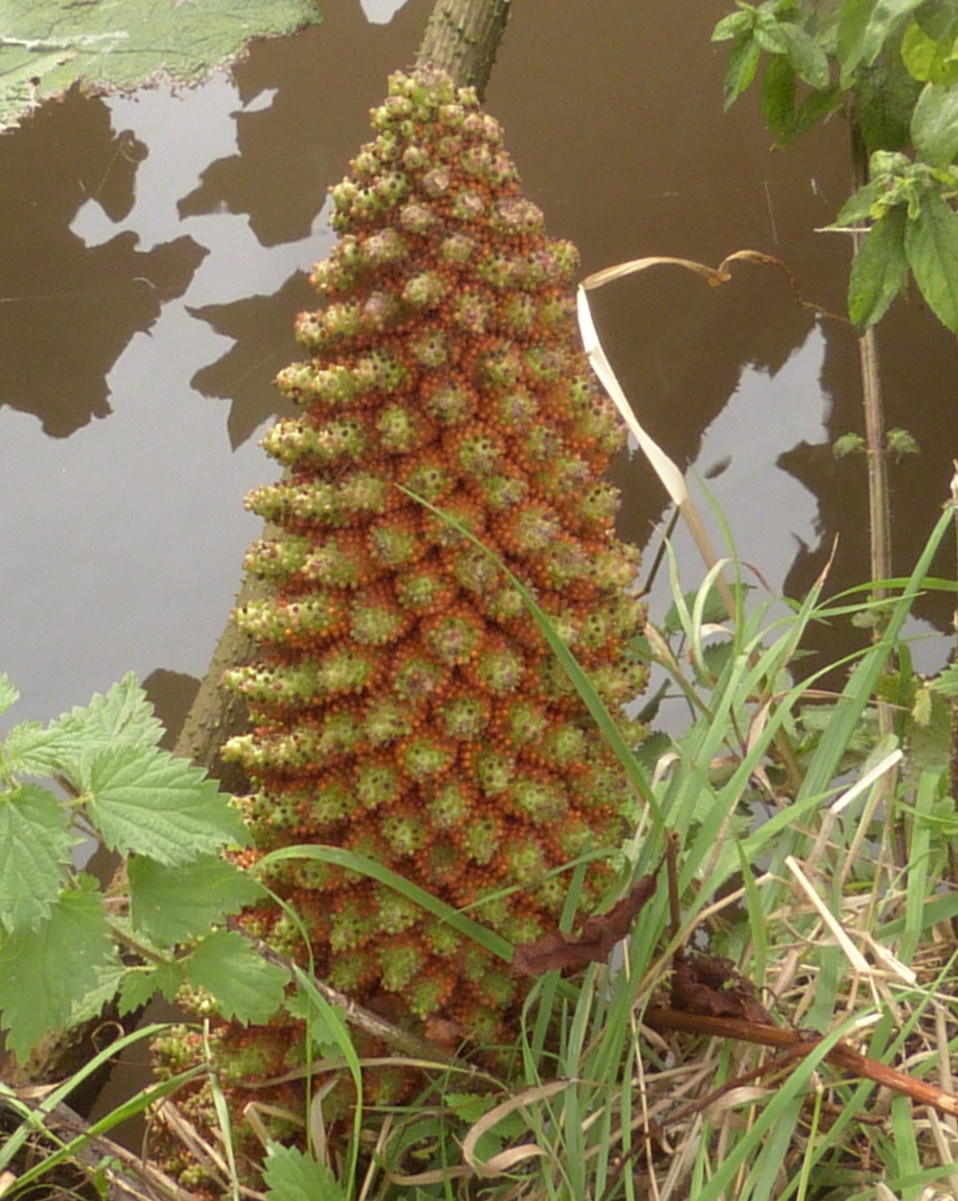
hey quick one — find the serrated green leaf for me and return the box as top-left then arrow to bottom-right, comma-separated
912,80 -> 958,163
0,878 -> 119,1060
186,930 -> 287,1025
904,189 -> 958,329
59,673 -> 164,750
778,23 -> 831,87
930,663 -> 958,695
1,721 -> 72,779
87,744 -> 249,865
129,854 -> 263,946
0,784 -> 73,934
0,674 -> 18,718
833,431 -> 867,456
118,961 -> 185,1014
0,0 -> 322,132
724,34 -> 763,108
848,206 -> 909,326
263,1143 -> 347,1201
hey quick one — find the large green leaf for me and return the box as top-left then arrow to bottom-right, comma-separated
0,877 -> 119,1060
0,784 -> 73,935
185,929 -> 288,1025
128,853 -> 264,946
838,0 -> 926,79
912,80 -> 958,163
848,206 -> 909,327
904,188 -> 958,329
0,0 -> 322,132
87,743 -> 249,865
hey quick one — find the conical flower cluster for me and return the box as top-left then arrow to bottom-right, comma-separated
224,66 -> 646,1062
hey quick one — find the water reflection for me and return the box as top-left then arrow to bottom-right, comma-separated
0,89 -> 206,437
0,0 -> 954,735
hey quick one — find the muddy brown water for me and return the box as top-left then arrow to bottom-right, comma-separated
1,1 -> 955,744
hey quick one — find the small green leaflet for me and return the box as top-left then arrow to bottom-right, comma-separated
0,877 -> 119,1060
904,189 -> 958,329
0,673 -> 18,718
118,961 -> 185,1014
55,673 -> 164,758
0,0 -> 322,131
1,721 -> 72,779
723,34 -> 763,109
87,743 -> 249,866
0,784 -> 74,934
186,930 -> 287,1025
848,206 -> 909,327
129,854 -> 264,946
930,663 -> 958,696
263,1143 -> 347,1201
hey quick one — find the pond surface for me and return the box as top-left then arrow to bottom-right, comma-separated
1,0 -> 955,739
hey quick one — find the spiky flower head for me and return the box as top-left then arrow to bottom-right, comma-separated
207,65 -> 646,1117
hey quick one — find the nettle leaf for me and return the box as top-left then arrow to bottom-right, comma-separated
930,663 -> 958,696
904,189 -> 958,329
0,877 -> 119,1061
848,205 -> 909,327
59,672 -> 164,752
724,34 -> 763,108
263,1143 -> 347,1201
1,721 -> 72,779
912,80 -> 958,164
185,930 -> 288,1025
118,961 -> 185,1014
0,673 -> 18,718
0,784 -> 73,934
0,0 -> 322,132
87,744 -> 249,865
129,854 -> 264,946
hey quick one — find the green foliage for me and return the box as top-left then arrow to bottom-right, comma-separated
0,671 -> 286,1061
714,0 -> 958,331
0,0 -> 322,132
263,1143 -> 348,1201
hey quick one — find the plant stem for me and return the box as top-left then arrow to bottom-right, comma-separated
416,0 -> 513,98
850,124 -> 892,600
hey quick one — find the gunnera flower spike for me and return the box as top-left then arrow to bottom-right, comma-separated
220,65 -> 645,1106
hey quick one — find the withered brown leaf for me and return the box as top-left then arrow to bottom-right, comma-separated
671,954 -> 773,1025
512,869 -> 661,978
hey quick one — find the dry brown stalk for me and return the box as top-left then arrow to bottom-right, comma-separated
643,1008 -> 958,1119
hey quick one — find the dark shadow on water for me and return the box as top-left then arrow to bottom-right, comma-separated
188,270 -> 312,449
177,0 -> 433,247
0,88 -> 207,437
